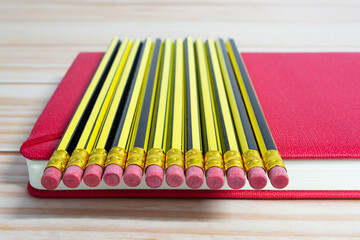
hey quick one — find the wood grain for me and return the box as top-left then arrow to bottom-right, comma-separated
1,0 -> 360,239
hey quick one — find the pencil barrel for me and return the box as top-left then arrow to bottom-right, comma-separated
126,147 -> 146,168
185,149 -> 204,170
87,148 -> 107,168
105,146 -> 127,169
204,151 -> 223,172
263,150 -> 286,172
145,148 -> 165,169
67,148 -> 89,170
45,150 -> 70,173
165,148 -> 184,170
242,149 -> 265,172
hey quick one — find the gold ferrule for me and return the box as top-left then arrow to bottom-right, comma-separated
45,150 -> 70,173
126,147 -> 146,169
87,148 -> 108,168
223,150 -> 244,171
242,149 -> 265,172
145,148 -> 165,169
185,149 -> 204,170
204,151 -> 224,172
165,148 -> 184,170
105,146 -> 127,169
67,148 -> 89,170
263,150 -> 286,172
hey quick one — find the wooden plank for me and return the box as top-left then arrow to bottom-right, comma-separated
0,85 -> 56,151
1,154 -> 360,239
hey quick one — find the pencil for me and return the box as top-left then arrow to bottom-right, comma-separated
82,38 -> 133,187
216,39 -> 267,190
184,37 -> 204,189
165,39 -> 186,188
91,39 -> 141,186
145,39 -> 173,188
227,39 -> 289,189
62,38 -> 133,188
195,38 -> 224,190
206,39 -> 247,190
109,38 -> 154,187
41,38 -> 120,190
126,39 -> 163,188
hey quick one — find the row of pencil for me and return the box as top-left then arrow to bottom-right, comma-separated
41,37 -> 289,190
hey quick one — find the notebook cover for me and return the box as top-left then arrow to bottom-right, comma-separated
20,52 -> 360,198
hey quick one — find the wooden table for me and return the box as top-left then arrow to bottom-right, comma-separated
1,1 -> 360,239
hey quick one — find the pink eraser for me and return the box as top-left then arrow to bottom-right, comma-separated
206,167 -> 225,190
247,167 -> 267,190
226,166 -> 246,189
103,164 -> 123,186
165,165 -> 184,188
185,166 -> 204,189
145,165 -> 164,188
269,166 -> 289,189
62,165 -> 83,188
123,164 -> 143,187
41,167 -> 62,190
83,164 -> 103,187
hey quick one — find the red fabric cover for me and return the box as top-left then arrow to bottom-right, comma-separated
21,52 -> 360,198
20,52 -> 105,159
244,53 -> 360,159
27,183 -> 360,199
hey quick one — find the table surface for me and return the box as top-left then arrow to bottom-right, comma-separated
1,0 -> 360,239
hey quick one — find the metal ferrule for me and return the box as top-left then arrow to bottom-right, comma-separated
67,148 -> 89,170
87,148 -> 108,168
204,151 -> 224,172
45,149 -> 70,173
165,148 -> 184,170
242,149 -> 265,172
105,146 -> 127,169
184,149 -> 204,170
126,147 -> 146,169
263,150 -> 286,172
145,148 -> 165,170
223,150 -> 244,171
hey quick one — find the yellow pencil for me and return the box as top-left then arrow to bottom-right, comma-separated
165,39 -> 186,188
41,38 -> 120,190
195,38 -> 225,190
145,39 -> 174,188
184,37 -> 204,189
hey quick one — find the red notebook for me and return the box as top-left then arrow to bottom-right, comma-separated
20,52 -> 360,199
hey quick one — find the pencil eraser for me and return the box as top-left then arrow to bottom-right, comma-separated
206,167 -> 225,190
83,165 -> 103,187
103,164 -> 123,186
269,166 -> 289,189
145,165 -> 164,188
185,166 -> 204,189
247,167 -> 267,190
226,166 -> 246,189
62,165 -> 83,188
41,167 -> 62,190
165,165 -> 184,188
123,164 -> 143,187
